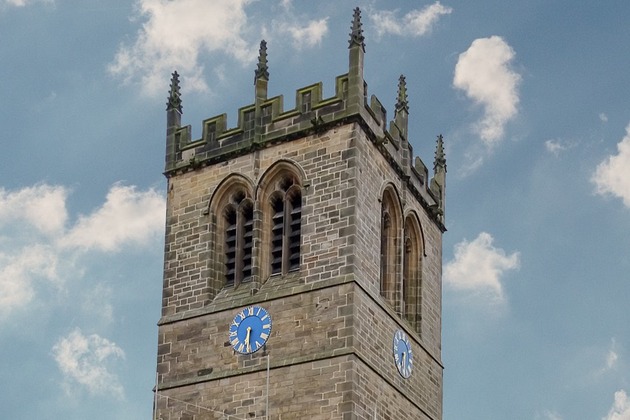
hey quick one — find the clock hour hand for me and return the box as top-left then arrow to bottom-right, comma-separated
245,326 -> 252,352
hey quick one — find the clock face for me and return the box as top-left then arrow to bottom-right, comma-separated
393,329 -> 413,378
229,305 -> 272,354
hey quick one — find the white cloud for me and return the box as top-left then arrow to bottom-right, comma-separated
602,390 -> 630,420
600,113 -> 609,123
545,139 -> 575,156
61,184 -> 165,252
444,232 -> 520,302
542,410 -> 563,420
370,2 -> 452,37
281,18 -> 328,49
109,0 -> 256,96
603,338 -> 619,371
0,183 -> 165,321
1,0 -> 53,7
454,36 -> 521,146
109,0 -> 331,95
545,139 -> 566,156
606,348 -> 619,370
592,123 -> 630,208
0,184 -> 68,235
52,328 -> 125,398
0,245 -> 60,319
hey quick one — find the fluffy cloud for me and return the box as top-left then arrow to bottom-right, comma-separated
592,123 -> 630,208
0,245 -> 59,318
0,184 -> 68,235
444,232 -> 520,301
280,18 -> 328,49
370,2 -> 452,37
109,0 -> 331,96
109,0 -> 255,96
454,36 -> 521,146
52,328 -> 125,398
602,390 -> 630,420
61,184 -> 165,252
0,183 -> 165,321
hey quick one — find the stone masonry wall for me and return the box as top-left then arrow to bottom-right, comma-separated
159,120 -> 442,419
351,126 -> 443,357
161,123 -> 357,318
156,284 -> 439,419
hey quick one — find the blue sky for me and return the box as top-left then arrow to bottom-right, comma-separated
1,1 -> 630,419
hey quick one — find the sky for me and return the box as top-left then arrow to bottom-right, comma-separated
1,0 -> 630,419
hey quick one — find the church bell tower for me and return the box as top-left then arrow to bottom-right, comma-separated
155,8 -> 446,419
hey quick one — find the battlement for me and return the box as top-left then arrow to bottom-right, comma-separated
165,7 -> 446,225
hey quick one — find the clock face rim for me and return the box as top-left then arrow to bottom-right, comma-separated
393,329 -> 413,379
229,305 -> 272,355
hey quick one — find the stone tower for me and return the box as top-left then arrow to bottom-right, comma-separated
155,8 -> 446,420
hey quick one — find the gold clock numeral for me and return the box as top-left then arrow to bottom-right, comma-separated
259,332 -> 268,340
237,343 -> 245,353
229,331 -> 237,338
231,338 -> 239,346
247,307 -> 254,316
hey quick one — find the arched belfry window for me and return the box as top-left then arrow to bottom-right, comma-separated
223,191 -> 254,286
258,161 -> 304,282
269,177 -> 302,275
380,187 -> 402,309
403,214 -> 423,332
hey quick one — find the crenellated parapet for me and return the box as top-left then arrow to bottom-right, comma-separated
164,7 -> 446,227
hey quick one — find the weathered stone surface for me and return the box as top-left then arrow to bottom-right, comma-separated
156,8 -> 445,420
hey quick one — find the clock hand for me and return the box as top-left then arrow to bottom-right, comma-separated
245,327 -> 252,352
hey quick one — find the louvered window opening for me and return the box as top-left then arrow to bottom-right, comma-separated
270,184 -> 302,275
380,211 -> 391,297
225,201 -> 253,286
402,236 -> 411,320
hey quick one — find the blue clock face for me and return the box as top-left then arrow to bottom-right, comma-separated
229,305 -> 272,354
393,329 -> 413,378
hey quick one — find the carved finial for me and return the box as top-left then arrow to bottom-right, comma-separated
166,71 -> 182,113
349,7 -> 365,51
255,40 -> 269,81
395,75 -> 409,114
434,135 -> 447,172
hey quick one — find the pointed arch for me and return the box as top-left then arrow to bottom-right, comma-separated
403,211 -> 423,333
208,174 -> 256,292
380,184 -> 403,311
208,173 -> 256,214
257,160 -> 304,281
